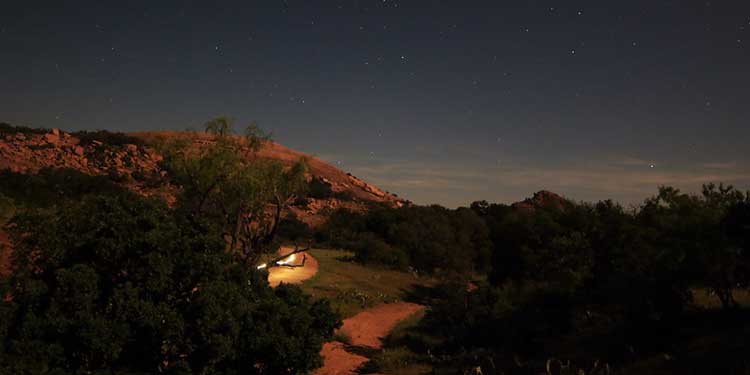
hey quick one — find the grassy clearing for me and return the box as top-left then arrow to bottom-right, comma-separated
299,249 -> 437,373
299,248 -> 434,318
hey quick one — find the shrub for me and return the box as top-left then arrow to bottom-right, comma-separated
0,122 -> 49,137
0,168 -> 124,208
0,193 -> 14,223
72,130 -> 145,147
307,177 -> 334,199
352,232 -> 409,270
277,213 -> 313,242
0,192 -> 340,374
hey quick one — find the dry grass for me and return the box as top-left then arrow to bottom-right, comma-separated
299,249 -> 434,318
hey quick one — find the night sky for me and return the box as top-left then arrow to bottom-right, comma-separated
2,1 -> 749,207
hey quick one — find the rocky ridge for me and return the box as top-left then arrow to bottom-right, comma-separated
0,128 -> 406,224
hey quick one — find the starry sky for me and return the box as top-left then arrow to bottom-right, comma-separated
2,1 -> 749,207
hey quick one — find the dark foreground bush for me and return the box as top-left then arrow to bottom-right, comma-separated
0,168 -> 123,208
0,192 -> 340,374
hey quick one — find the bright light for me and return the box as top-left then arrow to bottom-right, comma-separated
256,253 -> 297,269
276,253 -> 296,266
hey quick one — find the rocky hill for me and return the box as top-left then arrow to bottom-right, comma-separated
0,126 -> 406,225
511,190 -> 571,211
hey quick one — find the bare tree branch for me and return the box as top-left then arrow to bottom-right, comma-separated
261,242 -> 312,270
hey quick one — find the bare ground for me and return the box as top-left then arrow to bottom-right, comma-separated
314,302 -> 426,375
267,247 -> 320,287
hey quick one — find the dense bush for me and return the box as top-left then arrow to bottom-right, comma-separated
72,129 -> 145,147
0,193 -> 14,223
307,177 -> 335,199
316,205 -> 491,275
0,192 -> 339,374
0,122 -> 49,136
0,168 -> 124,208
277,213 -> 313,242
351,232 -> 409,269
401,185 -> 750,373
306,177 -> 354,201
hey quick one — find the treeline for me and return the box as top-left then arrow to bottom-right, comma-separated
316,185 -> 750,373
315,204 -> 492,275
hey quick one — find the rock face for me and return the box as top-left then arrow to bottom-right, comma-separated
0,129 -> 165,198
0,129 -> 406,224
511,190 -> 569,211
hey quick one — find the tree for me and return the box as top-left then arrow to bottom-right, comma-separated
203,116 -> 234,136
0,192 -> 339,374
637,184 -> 749,310
161,118 -> 308,268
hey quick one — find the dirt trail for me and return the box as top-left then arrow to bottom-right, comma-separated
313,302 -> 425,375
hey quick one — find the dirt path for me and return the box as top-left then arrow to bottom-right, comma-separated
313,302 -> 426,375
267,247 -> 319,287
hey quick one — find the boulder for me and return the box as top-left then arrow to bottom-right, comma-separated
43,133 -> 59,145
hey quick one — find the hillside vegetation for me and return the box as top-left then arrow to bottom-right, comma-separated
315,186 -> 750,374
2,120 -> 749,374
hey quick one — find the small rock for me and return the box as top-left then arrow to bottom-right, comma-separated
74,146 -> 85,156
51,128 -> 60,136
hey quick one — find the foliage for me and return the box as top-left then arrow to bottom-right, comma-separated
316,205 -> 491,276
350,232 -> 409,269
0,122 -> 49,136
306,177 -> 354,201
0,193 -> 14,224
277,213 -> 313,242
160,117 -> 307,267
0,192 -> 339,374
72,130 -> 145,147
0,168 -> 123,209
300,249 -> 433,318
380,184 -> 750,373
307,177 -> 335,199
